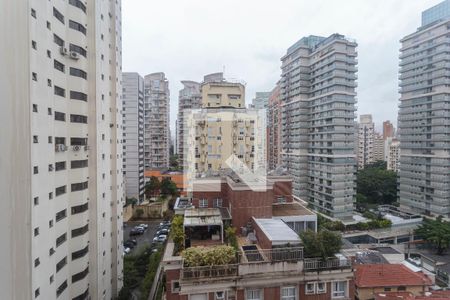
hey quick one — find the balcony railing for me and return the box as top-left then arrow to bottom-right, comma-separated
239,247 -> 304,263
181,264 -> 239,280
304,257 -> 351,271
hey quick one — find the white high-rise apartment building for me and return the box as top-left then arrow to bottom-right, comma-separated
123,73 -> 145,201
385,137 -> 400,172
144,72 -> 170,170
373,133 -> 385,162
357,114 -> 375,169
280,34 -> 357,221
0,1 -> 124,299
398,0 -> 450,216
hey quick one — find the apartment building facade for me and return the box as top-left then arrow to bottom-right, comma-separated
0,1 -> 124,299
123,72 -> 145,201
144,72 -> 170,170
386,138 -> 401,172
383,120 -> 395,140
177,80 -> 201,164
357,114 -> 375,169
280,34 -> 358,220
251,91 -> 271,109
373,133 -> 386,162
398,0 -> 450,216
268,85 -> 282,170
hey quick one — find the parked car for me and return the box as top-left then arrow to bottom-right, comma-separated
124,241 -> 135,249
130,228 -> 143,236
123,247 -> 131,254
158,228 -> 170,235
139,223 -> 148,229
153,234 -> 167,243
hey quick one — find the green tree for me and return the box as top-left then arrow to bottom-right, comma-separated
169,154 -> 180,171
171,215 -> 185,254
145,176 -> 160,198
300,230 -> 343,259
415,217 -> 450,255
225,226 -> 239,250
160,177 -> 179,197
357,160 -> 397,205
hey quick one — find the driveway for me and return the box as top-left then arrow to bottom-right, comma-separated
123,220 -> 162,255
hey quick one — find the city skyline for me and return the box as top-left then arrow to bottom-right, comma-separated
122,0 -> 439,136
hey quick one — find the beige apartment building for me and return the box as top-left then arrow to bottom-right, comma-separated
373,133 -> 385,162
0,1 -> 124,299
182,73 -> 265,179
386,137 -> 400,172
357,114 -> 375,169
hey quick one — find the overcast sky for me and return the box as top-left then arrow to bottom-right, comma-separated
122,0 -> 439,135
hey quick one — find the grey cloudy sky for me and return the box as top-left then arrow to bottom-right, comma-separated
122,0 -> 438,135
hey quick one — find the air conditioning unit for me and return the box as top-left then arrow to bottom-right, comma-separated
73,145 -> 81,151
59,46 -> 68,55
69,51 -> 79,60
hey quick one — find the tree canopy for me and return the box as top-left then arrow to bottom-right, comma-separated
300,230 -> 342,259
144,176 -> 160,199
160,177 -> 179,197
415,216 -> 450,255
356,161 -> 397,208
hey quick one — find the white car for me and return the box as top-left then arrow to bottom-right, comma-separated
153,235 -> 167,243
139,223 -> 148,229
123,247 -> 131,254
135,225 -> 145,231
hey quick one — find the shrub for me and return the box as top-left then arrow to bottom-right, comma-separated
171,215 -> 184,255
225,226 -> 239,250
182,245 -> 236,267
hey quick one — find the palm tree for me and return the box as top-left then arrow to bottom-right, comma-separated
415,216 -> 450,255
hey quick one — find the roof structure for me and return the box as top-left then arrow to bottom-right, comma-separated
253,218 -> 300,245
355,264 -> 433,288
375,291 -> 450,300
272,202 -> 314,216
184,208 -> 223,227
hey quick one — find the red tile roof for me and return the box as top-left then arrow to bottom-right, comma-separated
355,264 -> 432,288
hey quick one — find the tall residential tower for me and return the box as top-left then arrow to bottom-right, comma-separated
280,34 -> 358,220
0,0 -> 124,299
123,72 -> 145,201
357,114 -> 375,169
144,72 -> 170,170
398,0 -> 450,216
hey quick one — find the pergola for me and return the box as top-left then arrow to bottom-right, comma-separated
184,208 -> 224,243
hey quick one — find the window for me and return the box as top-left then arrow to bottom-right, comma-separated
72,266 -> 89,283
56,233 -> 67,247
215,291 -> 225,300
71,224 -> 88,237
70,67 -> 87,79
71,181 -> 88,191
69,0 -> 86,13
49,192 -> 53,200
71,159 -> 88,169
213,198 -> 223,208
72,245 -> 89,260
397,286 -> 406,291
54,60 -> 65,72
55,209 -> 66,222
281,286 -> 296,300
332,281 -> 346,298
49,247 -> 55,256
34,197 -> 39,206
47,21 -> 51,30
34,227 -> 39,236
33,166 -> 38,174
199,199 -> 208,208
34,258 -> 40,267
69,20 -> 86,35
47,79 -> 52,87
54,86 -> 65,97
55,137 -> 65,145
56,280 -> 67,297
53,34 -> 64,47
35,288 -> 40,298
55,161 -> 66,171
32,40 -> 37,49
32,104 -> 38,112
171,281 -> 180,293
70,91 -> 87,101
71,203 -> 88,214
32,72 -> 37,81
31,8 -> 36,18
53,7 -> 64,24
33,135 -> 38,143
70,137 -> 87,146
317,282 -> 326,294
306,283 -> 315,295
48,136 -> 52,144
54,111 -> 66,121
69,43 -> 87,57
49,219 -> 53,228
47,50 -> 51,58
55,185 -> 66,196
48,164 -> 53,172
246,289 -> 262,300
70,114 -> 87,123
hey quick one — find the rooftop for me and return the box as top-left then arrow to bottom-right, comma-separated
375,291 -> 450,300
272,202 -> 314,217
355,264 -> 433,288
253,218 -> 300,245
184,208 -> 223,227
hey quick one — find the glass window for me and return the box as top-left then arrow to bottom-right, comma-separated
306,283 -> 315,295
199,199 -> 208,208
281,286 -> 296,300
317,282 -> 326,294
246,289 -> 262,300
332,281 -> 346,298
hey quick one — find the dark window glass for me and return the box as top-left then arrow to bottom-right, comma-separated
55,209 -> 66,222
69,67 -> 87,79
72,245 -> 89,260
55,185 -> 66,196
71,224 -> 88,237
70,114 -> 87,123
68,0 -> 86,13
53,34 -> 64,47
72,266 -> 89,283
70,138 -> 87,146
56,233 -> 67,247
69,20 -> 86,35
69,43 -> 87,57
55,161 -> 66,171
71,159 -> 88,169
53,7 -> 65,24
56,280 -> 67,297
54,86 -> 65,97
70,91 -> 87,101
54,59 -> 65,72
54,111 -> 66,121
71,181 -> 88,192
55,137 -> 65,145
71,203 -> 88,214
72,288 -> 89,300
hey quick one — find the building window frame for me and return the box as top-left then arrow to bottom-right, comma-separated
281,286 -> 297,300
199,198 -> 208,208
246,289 -> 262,300
331,280 -> 347,299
